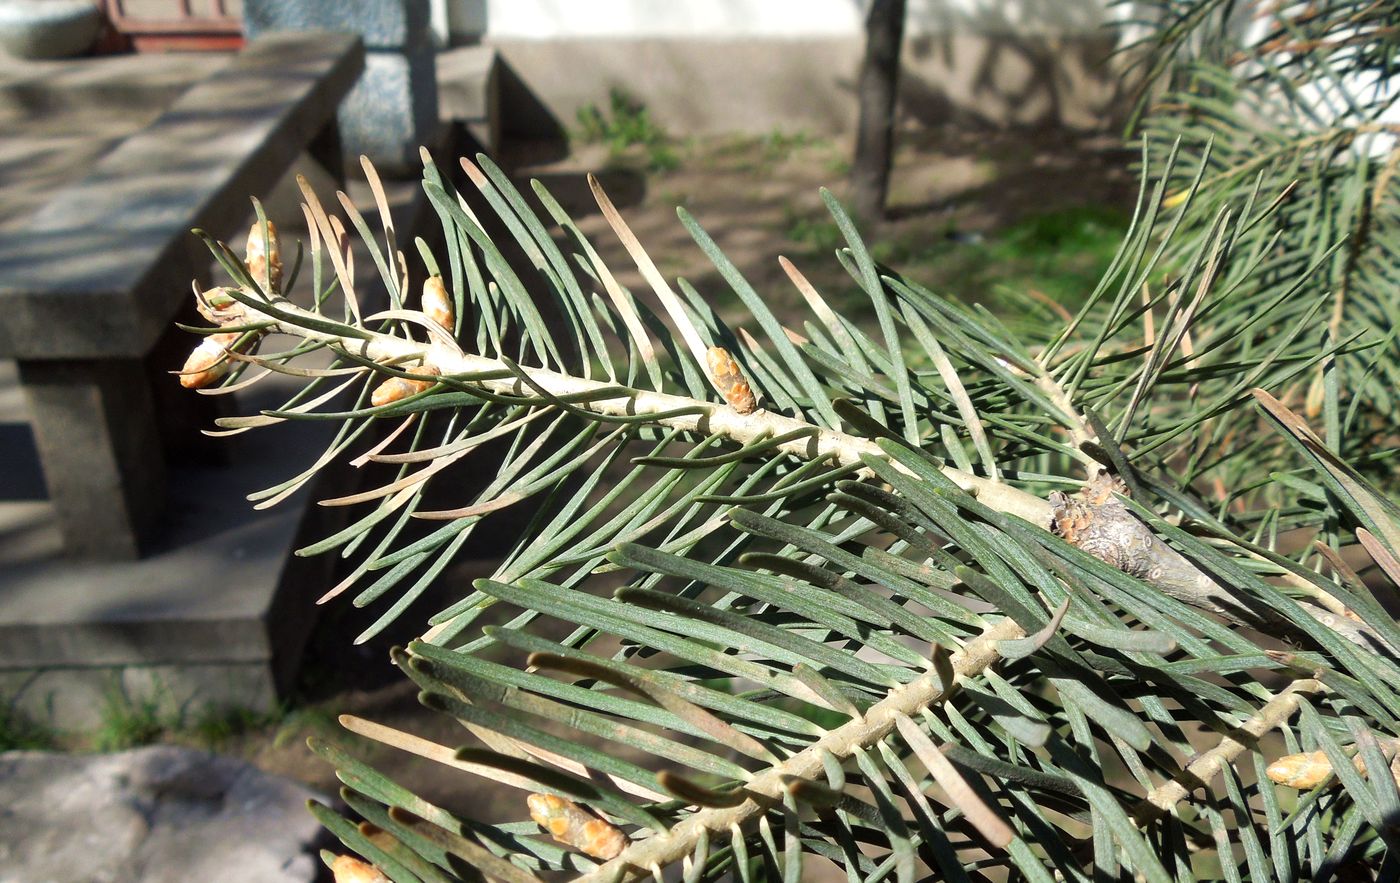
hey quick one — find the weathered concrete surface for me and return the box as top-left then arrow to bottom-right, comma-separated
437,45 -> 499,153
0,31 -> 365,360
0,52 -> 210,235
0,745 -> 327,883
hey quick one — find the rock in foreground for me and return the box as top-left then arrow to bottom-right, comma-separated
0,745 -> 326,883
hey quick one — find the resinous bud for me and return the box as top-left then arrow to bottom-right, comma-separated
527,792 -> 627,860
1266,749 -> 1378,789
705,345 -> 757,414
370,365 -> 440,407
179,332 -> 239,389
422,274 -> 454,330
329,854 -> 389,883
244,220 -> 283,293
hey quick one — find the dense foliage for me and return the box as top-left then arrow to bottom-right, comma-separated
1125,0 -> 1400,477
172,6 -> 1400,877
178,134 -> 1400,879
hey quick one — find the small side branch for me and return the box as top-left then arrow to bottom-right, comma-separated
578,618 -> 1026,883
1134,678 -> 1323,823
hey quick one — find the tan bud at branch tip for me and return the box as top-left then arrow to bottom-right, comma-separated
244,220 -> 282,294
422,274 -> 454,330
705,345 -> 757,414
329,854 -> 390,883
178,332 -> 239,389
527,792 -> 627,860
370,365 -> 440,407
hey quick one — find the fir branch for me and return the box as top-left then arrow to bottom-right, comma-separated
178,132 -> 1400,879
226,295 -> 1053,526
578,618 -> 1026,883
227,293 -> 1390,654
1135,677 -> 1324,822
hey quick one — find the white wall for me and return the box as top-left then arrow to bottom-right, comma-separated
429,1 -> 1394,145
429,0 -> 1137,135
440,0 -> 1119,42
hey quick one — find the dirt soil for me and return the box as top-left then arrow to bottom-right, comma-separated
116,124 -> 1138,834
506,125 -> 1135,324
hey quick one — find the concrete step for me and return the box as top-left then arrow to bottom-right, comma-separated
0,367 -> 345,729
437,45 -> 499,153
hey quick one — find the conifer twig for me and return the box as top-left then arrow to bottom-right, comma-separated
233,297 -> 1054,525
228,297 -> 1391,655
1134,678 -> 1324,822
577,618 -> 1026,883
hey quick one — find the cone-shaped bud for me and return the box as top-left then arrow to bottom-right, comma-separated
329,854 -> 389,883
1266,750 -> 1335,789
179,332 -> 239,389
245,220 -> 282,294
422,274 -> 453,330
706,345 -> 757,414
196,287 -> 244,326
370,365 -> 440,407
527,792 -> 627,860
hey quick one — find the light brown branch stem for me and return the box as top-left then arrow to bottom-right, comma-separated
579,618 -> 1026,883
248,299 -> 1054,525
1134,678 -> 1323,823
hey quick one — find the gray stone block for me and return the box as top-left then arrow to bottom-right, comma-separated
245,0 -> 439,176
437,45 -> 499,153
340,49 -> 439,173
244,0 -> 431,51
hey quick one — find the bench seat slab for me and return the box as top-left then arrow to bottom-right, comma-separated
0,30 -> 365,361
0,31 -> 365,558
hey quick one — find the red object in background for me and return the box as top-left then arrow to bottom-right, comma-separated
95,0 -> 244,53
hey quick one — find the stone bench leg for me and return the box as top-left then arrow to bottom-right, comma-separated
308,114 -> 345,185
145,293 -> 228,468
17,358 -> 166,559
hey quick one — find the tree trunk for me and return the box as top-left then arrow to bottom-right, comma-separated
850,0 -> 907,222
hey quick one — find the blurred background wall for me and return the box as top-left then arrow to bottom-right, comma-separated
433,0 -> 1134,135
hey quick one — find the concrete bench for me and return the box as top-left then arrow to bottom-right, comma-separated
0,31 -> 364,559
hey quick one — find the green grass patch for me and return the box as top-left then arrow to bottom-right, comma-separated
92,692 -> 166,752
0,705 -> 57,751
760,130 -> 815,164
576,88 -> 679,173
875,204 -> 1129,313
782,205 -> 844,253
